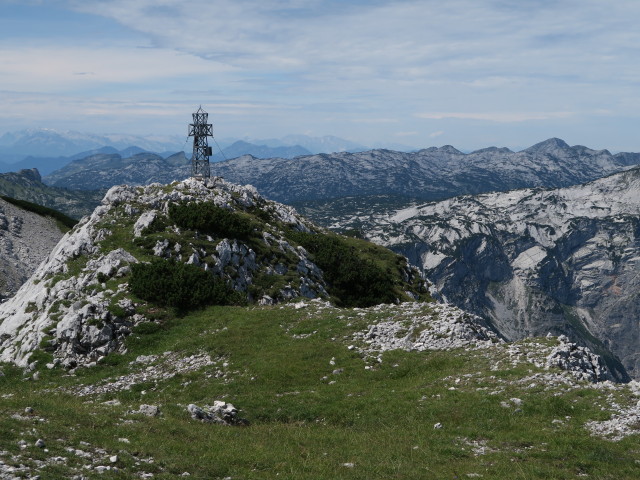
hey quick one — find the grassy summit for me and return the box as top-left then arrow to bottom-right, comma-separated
1,301 -> 639,479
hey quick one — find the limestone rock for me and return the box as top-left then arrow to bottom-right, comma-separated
187,401 -> 248,426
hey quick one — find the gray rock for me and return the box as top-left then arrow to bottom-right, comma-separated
133,210 -> 157,237
136,404 -> 161,417
153,239 -> 170,257
187,401 -> 248,425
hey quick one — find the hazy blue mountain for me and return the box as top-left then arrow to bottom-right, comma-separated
0,128 -> 184,159
249,134 -> 369,154
210,140 -> 311,162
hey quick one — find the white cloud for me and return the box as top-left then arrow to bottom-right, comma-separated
416,112 -> 574,123
0,46 -> 230,91
3,0 -> 640,148
428,130 -> 444,138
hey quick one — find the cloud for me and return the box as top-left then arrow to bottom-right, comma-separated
3,0 -> 640,148
428,130 -> 444,138
416,112 -> 574,123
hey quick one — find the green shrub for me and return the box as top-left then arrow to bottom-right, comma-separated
287,230 -> 397,308
169,202 -> 254,240
129,259 -> 244,312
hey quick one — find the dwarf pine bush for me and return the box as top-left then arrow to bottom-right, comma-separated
129,259 -> 243,311
169,202 -> 255,240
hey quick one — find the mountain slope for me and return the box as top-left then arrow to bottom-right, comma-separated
342,166 -> 640,380
2,178 -> 640,478
2,298 -> 637,478
0,197 -> 69,300
211,140 -> 311,162
0,169 -> 102,219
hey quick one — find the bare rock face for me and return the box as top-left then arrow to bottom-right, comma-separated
345,167 -> 640,381
545,335 -> 612,383
0,198 -> 66,300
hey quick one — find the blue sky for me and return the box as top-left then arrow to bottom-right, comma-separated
1,0 -> 640,151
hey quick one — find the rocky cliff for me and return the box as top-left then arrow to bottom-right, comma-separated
340,166 -> 640,380
0,197 -> 66,300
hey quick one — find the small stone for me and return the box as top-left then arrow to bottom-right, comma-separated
433,422 -> 443,429
35,438 -> 45,448
342,463 -> 355,468
24,406 -> 34,414
110,455 -> 118,463
137,404 -> 160,416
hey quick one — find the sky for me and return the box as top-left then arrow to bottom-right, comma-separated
1,0 -> 640,151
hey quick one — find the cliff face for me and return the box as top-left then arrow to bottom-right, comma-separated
0,197 -> 65,300
343,166 -> 640,380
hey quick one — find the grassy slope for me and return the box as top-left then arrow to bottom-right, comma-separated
1,302 -> 638,479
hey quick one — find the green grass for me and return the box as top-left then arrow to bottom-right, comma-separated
1,303 -> 639,479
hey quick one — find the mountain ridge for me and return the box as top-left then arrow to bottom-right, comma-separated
40,138 -> 640,208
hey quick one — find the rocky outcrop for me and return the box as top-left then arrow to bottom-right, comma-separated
545,335 -> 611,383
0,177 -> 425,368
187,401 -> 248,426
354,302 -> 501,354
349,302 -> 612,382
344,166 -> 640,380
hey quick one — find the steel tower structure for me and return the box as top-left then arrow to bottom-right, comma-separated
188,106 -> 213,179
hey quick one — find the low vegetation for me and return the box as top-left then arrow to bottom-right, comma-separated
288,230 -> 399,307
169,202 -> 256,240
129,259 -> 245,312
0,302 -> 638,479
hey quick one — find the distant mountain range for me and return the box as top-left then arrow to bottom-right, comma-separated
0,129 -> 373,173
211,140 -> 311,161
40,138 -> 640,206
0,129 -> 185,159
